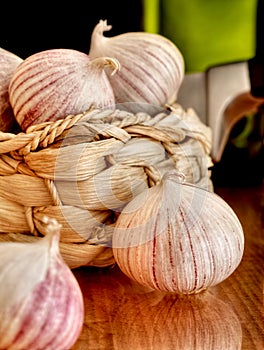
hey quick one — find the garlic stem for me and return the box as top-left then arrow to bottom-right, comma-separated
90,19 -> 113,55
162,170 -> 186,184
91,56 -> 120,76
40,215 -> 62,251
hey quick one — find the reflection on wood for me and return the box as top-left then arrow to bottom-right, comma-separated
112,289 -> 242,349
213,185 -> 264,350
72,266 -> 242,350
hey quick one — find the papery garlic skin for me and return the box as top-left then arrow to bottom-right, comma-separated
0,48 -> 23,132
0,218 -> 84,350
9,48 -> 119,130
89,20 -> 185,107
112,173 -> 244,294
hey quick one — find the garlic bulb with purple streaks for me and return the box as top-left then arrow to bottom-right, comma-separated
89,20 -> 185,107
112,171 -> 244,294
0,48 -> 23,132
9,48 -> 119,130
0,217 -> 84,350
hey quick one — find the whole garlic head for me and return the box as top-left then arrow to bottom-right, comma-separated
8,48 -> 119,130
89,20 -> 185,108
0,217 -> 84,350
0,48 -> 23,132
112,171 -> 244,294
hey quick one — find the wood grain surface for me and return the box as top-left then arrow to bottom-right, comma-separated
72,183 -> 264,350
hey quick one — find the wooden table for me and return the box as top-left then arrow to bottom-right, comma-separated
72,183 -> 264,350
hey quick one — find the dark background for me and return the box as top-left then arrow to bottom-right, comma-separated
1,1 -> 143,59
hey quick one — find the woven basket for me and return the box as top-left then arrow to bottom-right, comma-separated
0,103 -> 213,269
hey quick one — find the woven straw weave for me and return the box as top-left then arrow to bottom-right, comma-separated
0,103 -> 213,269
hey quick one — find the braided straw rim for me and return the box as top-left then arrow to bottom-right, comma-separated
0,104 -> 213,268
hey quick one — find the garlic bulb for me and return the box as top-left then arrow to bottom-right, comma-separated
112,171 -> 244,294
0,48 -> 23,132
89,20 -> 185,107
0,217 -> 84,350
9,48 -> 120,130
